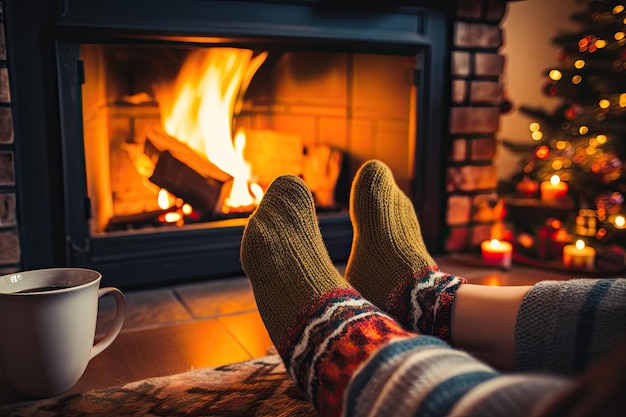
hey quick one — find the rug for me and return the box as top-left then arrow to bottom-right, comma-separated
0,355 -> 317,417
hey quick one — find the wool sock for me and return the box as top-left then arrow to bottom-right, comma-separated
515,278 -> 626,374
345,160 -> 466,342
241,175 -> 571,417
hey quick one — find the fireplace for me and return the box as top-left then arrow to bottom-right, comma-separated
4,0 -> 506,288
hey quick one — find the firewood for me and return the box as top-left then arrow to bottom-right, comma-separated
144,127 -> 232,183
149,150 -> 226,213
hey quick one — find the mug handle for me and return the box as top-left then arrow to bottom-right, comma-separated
90,287 -> 127,359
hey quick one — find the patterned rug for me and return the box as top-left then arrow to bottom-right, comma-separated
0,355 -> 317,417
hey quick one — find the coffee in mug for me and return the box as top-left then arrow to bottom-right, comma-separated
0,268 -> 126,397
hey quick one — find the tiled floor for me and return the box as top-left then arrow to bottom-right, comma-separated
0,254 -> 575,405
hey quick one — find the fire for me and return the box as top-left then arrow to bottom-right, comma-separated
155,48 -> 268,213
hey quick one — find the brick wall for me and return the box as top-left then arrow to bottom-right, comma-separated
445,0 -> 510,252
0,0 -> 18,274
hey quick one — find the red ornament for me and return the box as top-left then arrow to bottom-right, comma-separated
564,104 -> 584,120
535,145 -> 550,160
516,176 -> 539,197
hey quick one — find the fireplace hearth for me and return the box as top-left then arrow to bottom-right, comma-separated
4,0 -> 466,287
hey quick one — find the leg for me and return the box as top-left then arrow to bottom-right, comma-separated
345,160 -> 465,343
514,278 -> 626,374
346,159 -> 626,374
241,175 -> 571,417
452,284 -> 532,370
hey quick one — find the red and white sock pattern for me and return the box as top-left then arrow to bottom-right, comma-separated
276,287 -> 571,417
385,266 -> 466,343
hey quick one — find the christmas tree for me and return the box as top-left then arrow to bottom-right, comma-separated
500,0 -> 626,271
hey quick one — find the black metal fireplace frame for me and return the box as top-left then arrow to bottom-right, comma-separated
6,0 -> 451,287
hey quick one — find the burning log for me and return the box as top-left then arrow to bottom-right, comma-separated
144,128 -> 233,214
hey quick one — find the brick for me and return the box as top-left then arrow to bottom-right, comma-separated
447,195 -> 472,225
456,0 -> 482,19
0,151 -> 14,185
449,107 -> 500,134
446,165 -> 498,192
469,81 -> 502,104
475,53 -> 505,76
0,192 -> 16,226
486,0 -> 507,22
454,22 -> 503,49
450,138 -> 467,162
0,228 -> 19,264
0,107 -> 12,144
471,224 -> 493,246
452,80 -> 467,104
471,137 -> 496,160
451,51 -> 471,77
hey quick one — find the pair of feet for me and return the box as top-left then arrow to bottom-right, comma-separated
240,159 -> 465,349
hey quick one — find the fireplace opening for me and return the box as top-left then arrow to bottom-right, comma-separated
80,44 -> 419,236
48,1 -> 449,288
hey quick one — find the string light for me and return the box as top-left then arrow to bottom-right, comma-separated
620,93 -> 626,107
579,125 -> 589,135
616,31 -> 625,41
574,59 -> 585,69
613,5 -> 624,14
530,122 -> 540,132
572,75 -> 582,84
532,131 -> 543,141
599,99 -> 611,109
549,69 -> 562,80
596,134 -> 607,144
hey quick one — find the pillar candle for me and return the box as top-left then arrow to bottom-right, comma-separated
562,240 -> 596,270
540,175 -> 569,201
481,239 -> 513,269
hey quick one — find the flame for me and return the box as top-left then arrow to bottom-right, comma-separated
157,188 -> 173,210
155,48 -> 268,213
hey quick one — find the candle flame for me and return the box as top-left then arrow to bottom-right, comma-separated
490,239 -> 501,249
616,215 -> 625,228
575,239 -> 585,250
550,175 -> 561,186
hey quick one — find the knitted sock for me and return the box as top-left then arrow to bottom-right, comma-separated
345,160 -> 466,343
241,175 -> 571,417
515,278 -> 626,374
241,176 -> 564,417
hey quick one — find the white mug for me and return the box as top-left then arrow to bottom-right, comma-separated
0,268 -> 126,398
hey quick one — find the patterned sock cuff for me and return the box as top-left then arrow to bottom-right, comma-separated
386,266 -> 466,343
278,288 -> 415,417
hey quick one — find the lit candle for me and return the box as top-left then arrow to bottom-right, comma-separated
481,239 -> 513,269
609,214 -> 626,229
562,239 -> 596,270
540,175 -> 569,201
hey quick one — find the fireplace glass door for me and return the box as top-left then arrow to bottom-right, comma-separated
79,44 -> 419,236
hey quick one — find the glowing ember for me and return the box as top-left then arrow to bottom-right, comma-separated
155,48 -> 268,213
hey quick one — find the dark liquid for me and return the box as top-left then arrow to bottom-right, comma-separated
15,285 -> 72,293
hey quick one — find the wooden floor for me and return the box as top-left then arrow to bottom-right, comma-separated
0,255 -> 573,405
